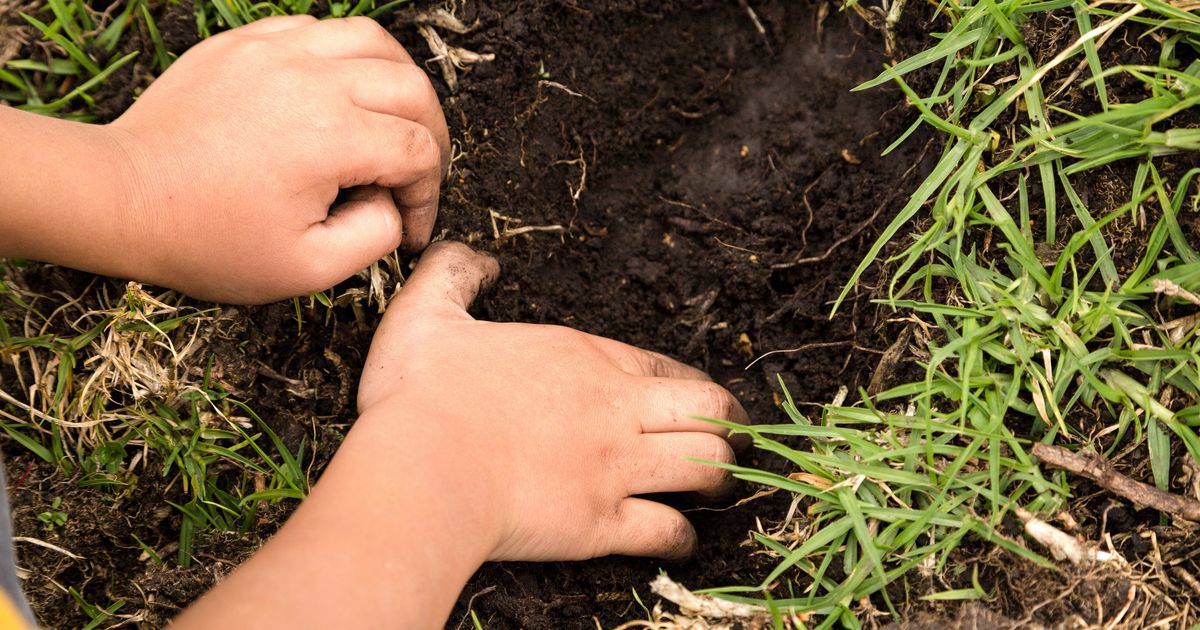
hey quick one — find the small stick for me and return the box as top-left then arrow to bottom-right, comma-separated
737,0 -> 774,55
1033,443 -> 1200,522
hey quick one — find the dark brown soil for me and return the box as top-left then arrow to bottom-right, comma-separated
426,2 -> 932,627
3,1 -> 931,626
4,0 -> 1192,628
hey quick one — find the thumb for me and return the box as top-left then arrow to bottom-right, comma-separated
392,241 -> 501,315
299,186 -> 404,289
358,242 -> 498,414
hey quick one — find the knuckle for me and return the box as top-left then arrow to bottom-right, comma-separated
662,514 -> 694,552
550,326 -> 596,352
425,239 -> 473,259
599,497 -> 624,526
708,466 -> 735,490
346,15 -> 383,33
397,61 -> 435,93
348,16 -> 396,46
593,498 -> 625,556
697,435 -> 735,465
231,36 -> 271,57
398,124 -> 440,165
378,204 -> 404,249
599,435 -> 636,470
697,381 -> 735,418
642,352 -> 668,377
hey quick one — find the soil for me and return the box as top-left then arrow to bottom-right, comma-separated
1,0 -> 1196,628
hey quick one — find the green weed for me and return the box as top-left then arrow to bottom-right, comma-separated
1,0 -> 414,119
715,0 -> 1200,625
0,279 -> 308,565
35,496 -> 67,530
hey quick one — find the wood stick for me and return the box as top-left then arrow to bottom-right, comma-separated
1032,443 -> 1200,522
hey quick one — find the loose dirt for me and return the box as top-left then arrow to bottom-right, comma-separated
8,0 -> 1188,628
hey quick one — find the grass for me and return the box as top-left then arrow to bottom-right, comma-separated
701,0 -> 1200,626
0,0 -> 411,119
0,273 -> 308,566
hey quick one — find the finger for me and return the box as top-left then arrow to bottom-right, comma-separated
630,433 -> 735,498
339,59 -> 451,173
295,16 -> 415,63
638,379 -> 750,437
589,337 -> 710,381
232,14 -> 318,36
297,186 -> 403,288
394,241 -> 500,314
606,499 -> 696,560
339,113 -> 443,251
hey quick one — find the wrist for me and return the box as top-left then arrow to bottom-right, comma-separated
174,404 -> 499,628
343,403 -> 505,559
0,108 -> 157,280
317,403 -> 500,590
95,122 -> 169,285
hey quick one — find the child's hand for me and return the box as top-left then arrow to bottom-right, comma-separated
170,245 -> 749,627
355,241 -> 749,561
106,16 -> 449,303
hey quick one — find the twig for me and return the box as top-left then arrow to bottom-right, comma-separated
1033,443 -> 1200,522
501,225 -> 565,238
737,0 -> 774,55
538,80 -> 596,103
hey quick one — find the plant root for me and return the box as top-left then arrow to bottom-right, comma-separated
1016,507 -> 1121,565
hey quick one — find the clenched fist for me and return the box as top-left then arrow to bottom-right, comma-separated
0,16 -> 448,304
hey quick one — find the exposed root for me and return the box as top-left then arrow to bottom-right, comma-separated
744,340 -> 852,370
1153,279 -> 1200,306
1016,507 -> 1122,565
401,7 -> 476,33
629,574 -> 811,629
13,536 -> 84,560
415,15 -> 495,92
538,80 -> 596,102
0,279 -> 223,458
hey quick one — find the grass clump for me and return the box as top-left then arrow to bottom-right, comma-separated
0,274 -> 307,566
708,0 -> 1200,626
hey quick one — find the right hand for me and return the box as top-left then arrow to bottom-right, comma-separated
103,16 -> 449,304
355,242 -> 751,561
